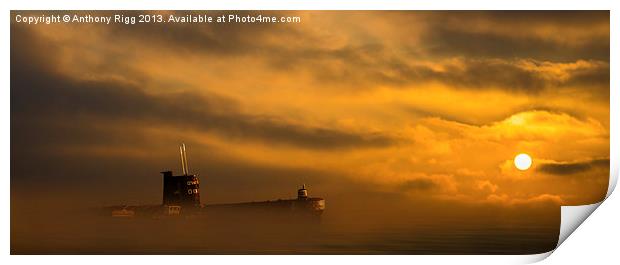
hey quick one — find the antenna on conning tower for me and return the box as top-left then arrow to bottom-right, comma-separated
179,143 -> 189,175
183,143 -> 190,174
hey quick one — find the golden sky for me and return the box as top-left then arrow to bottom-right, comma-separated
11,11 -> 609,208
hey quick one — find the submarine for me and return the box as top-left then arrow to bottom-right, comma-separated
106,144 -> 326,219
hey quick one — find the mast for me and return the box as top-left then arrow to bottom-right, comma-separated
182,143 -> 189,175
179,144 -> 187,175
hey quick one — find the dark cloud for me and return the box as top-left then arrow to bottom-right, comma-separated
444,11 -> 608,26
12,73 -> 395,150
538,158 -> 609,175
311,11 -> 608,93
422,11 -> 609,62
399,179 -> 438,191
10,26 -> 395,151
423,26 -> 609,62
437,59 -> 607,92
310,54 -> 608,94
403,104 -> 593,127
398,59 -> 548,91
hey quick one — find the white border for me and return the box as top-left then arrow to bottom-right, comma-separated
2,1 -> 618,264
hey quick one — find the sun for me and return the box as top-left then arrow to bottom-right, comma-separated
514,153 -> 532,171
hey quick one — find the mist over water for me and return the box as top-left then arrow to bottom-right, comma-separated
11,191 -> 559,254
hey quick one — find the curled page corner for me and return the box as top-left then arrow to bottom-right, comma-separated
550,156 -> 618,254
557,202 -> 602,247
517,198 -> 607,263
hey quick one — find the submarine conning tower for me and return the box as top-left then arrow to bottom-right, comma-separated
162,144 -> 201,207
297,184 -> 308,200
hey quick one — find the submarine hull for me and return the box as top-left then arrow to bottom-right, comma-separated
104,197 -> 325,221
199,198 -> 325,223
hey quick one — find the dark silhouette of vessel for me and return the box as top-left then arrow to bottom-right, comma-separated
106,144 -> 325,219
